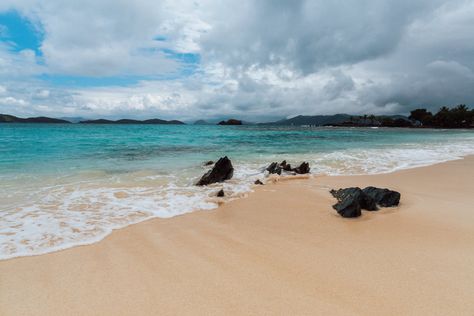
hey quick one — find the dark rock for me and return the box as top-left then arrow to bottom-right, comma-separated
217,189 -> 225,197
280,160 -> 292,171
330,187 -> 377,211
204,160 -> 214,166
254,179 -> 264,185
333,197 -> 362,218
196,156 -> 234,186
362,186 -> 400,207
218,119 -> 242,125
266,162 -> 282,175
293,162 -> 311,174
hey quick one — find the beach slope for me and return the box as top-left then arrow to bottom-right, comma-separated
1,157 -> 473,315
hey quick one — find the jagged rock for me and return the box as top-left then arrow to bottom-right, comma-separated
217,189 -> 225,197
204,160 -> 214,166
293,162 -> 311,174
362,186 -> 400,207
254,179 -> 264,185
333,197 -> 362,218
330,186 -> 401,218
330,187 -> 377,211
280,160 -> 292,171
266,162 -> 282,175
196,156 -> 234,186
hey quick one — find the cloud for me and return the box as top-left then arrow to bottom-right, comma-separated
200,0 -> 445,72
0,96 -> 28,107
0,0 -> 473,119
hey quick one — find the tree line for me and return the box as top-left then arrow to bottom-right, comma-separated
341,104 -> 473,128
408,104 -> 473,128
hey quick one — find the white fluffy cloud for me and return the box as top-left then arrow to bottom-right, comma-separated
0,0 -> 473,120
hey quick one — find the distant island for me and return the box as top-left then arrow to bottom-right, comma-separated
218,119 -> 242,125
193,120 -> 213,125
0,114 -> 184,125
0,114 -> 71,124
1,104 -> 472,128
79,118 -> 185,125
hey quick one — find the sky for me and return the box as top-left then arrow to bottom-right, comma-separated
0,0 -> 473,122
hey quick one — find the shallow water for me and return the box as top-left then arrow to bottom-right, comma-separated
1,124 -> 473,259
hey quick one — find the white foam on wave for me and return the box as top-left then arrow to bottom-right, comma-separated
309,140 -> 474,175
0,165 -> 263,260
1,137 -> 473,260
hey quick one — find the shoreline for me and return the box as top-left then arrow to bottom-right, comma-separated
1,156 -> 474,315
1,153 -> 471,262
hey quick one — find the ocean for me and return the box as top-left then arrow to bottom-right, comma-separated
1,123 -> 473,259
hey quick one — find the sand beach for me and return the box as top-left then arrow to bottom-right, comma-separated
1,156 -> 473,315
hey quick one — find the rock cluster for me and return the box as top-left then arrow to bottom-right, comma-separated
330,187 -> 400,218
266,160 -> 311,175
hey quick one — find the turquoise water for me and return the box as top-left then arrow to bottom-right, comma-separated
1,124 -> 474,259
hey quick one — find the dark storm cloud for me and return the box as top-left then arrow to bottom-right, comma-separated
201,0 -> 446,73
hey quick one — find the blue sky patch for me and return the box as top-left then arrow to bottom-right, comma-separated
0,10 -> 43,55
38,74 -> 145,87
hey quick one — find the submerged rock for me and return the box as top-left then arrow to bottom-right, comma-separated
196,156 -> 234,186
217,189 -> 225,197
293,162 -> 311,174
362,186 -> 400,207
204,160 -> 214,166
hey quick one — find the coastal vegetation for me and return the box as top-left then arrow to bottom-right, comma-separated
408,105 -> 473,128
330,104 -> 473,128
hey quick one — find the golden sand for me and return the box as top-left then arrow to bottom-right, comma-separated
1,157 -> 473,315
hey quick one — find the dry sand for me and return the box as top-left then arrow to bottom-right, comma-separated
1,156 -> 474,315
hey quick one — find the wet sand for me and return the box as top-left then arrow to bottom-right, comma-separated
1,156 -> 473,315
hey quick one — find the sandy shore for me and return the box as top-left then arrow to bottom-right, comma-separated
1,156 -> 474,315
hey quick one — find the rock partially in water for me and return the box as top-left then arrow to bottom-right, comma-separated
293,162 -> 311,174
196,156 -> 234,186
217,189 -> 225,197
280,160 -> 293,171
254,179 -> 264,185
362,186 -> 401,207
267,160 -> 305,175
266,162 -> 282,175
